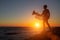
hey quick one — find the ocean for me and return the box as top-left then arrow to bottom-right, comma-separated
0,26 -> 40,40
0,26 -> 60,40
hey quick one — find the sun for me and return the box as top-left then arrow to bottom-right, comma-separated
34,22 -> 42,28
33,22 -> 43,33
31,20 -> 43,34
35,23 -> 40,28
31,19 -> 43,31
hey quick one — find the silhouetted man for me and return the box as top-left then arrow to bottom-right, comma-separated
42,5 -> 51,30
32,5 -> 51,30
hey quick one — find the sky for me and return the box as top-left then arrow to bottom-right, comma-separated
0,0 -> 60,26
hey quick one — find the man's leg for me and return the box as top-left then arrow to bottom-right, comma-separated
46,20 -> 51,31
43,20 -> 45,31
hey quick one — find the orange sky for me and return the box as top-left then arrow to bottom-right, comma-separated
0,0 -> 60,27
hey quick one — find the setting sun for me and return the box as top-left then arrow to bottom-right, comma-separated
34,20 -> 43,29
32,20 -> 43,34
35,22 -> 40,28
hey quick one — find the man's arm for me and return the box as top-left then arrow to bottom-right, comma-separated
35,13 -> 41,16
32,10 -> 41,16
48,9 -> 50,17
40,10 -> 44,16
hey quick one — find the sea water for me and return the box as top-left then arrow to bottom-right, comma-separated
0,26 -> 40,40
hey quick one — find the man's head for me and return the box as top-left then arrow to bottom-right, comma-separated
43,5 -> 47,9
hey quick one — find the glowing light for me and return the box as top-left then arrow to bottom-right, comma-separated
33,20 -> 43,29
32,21 -> 43,34
35,22 -> 40,28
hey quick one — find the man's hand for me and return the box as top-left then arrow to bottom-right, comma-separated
32,10 -> 41,16
32,10 -> 36,15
